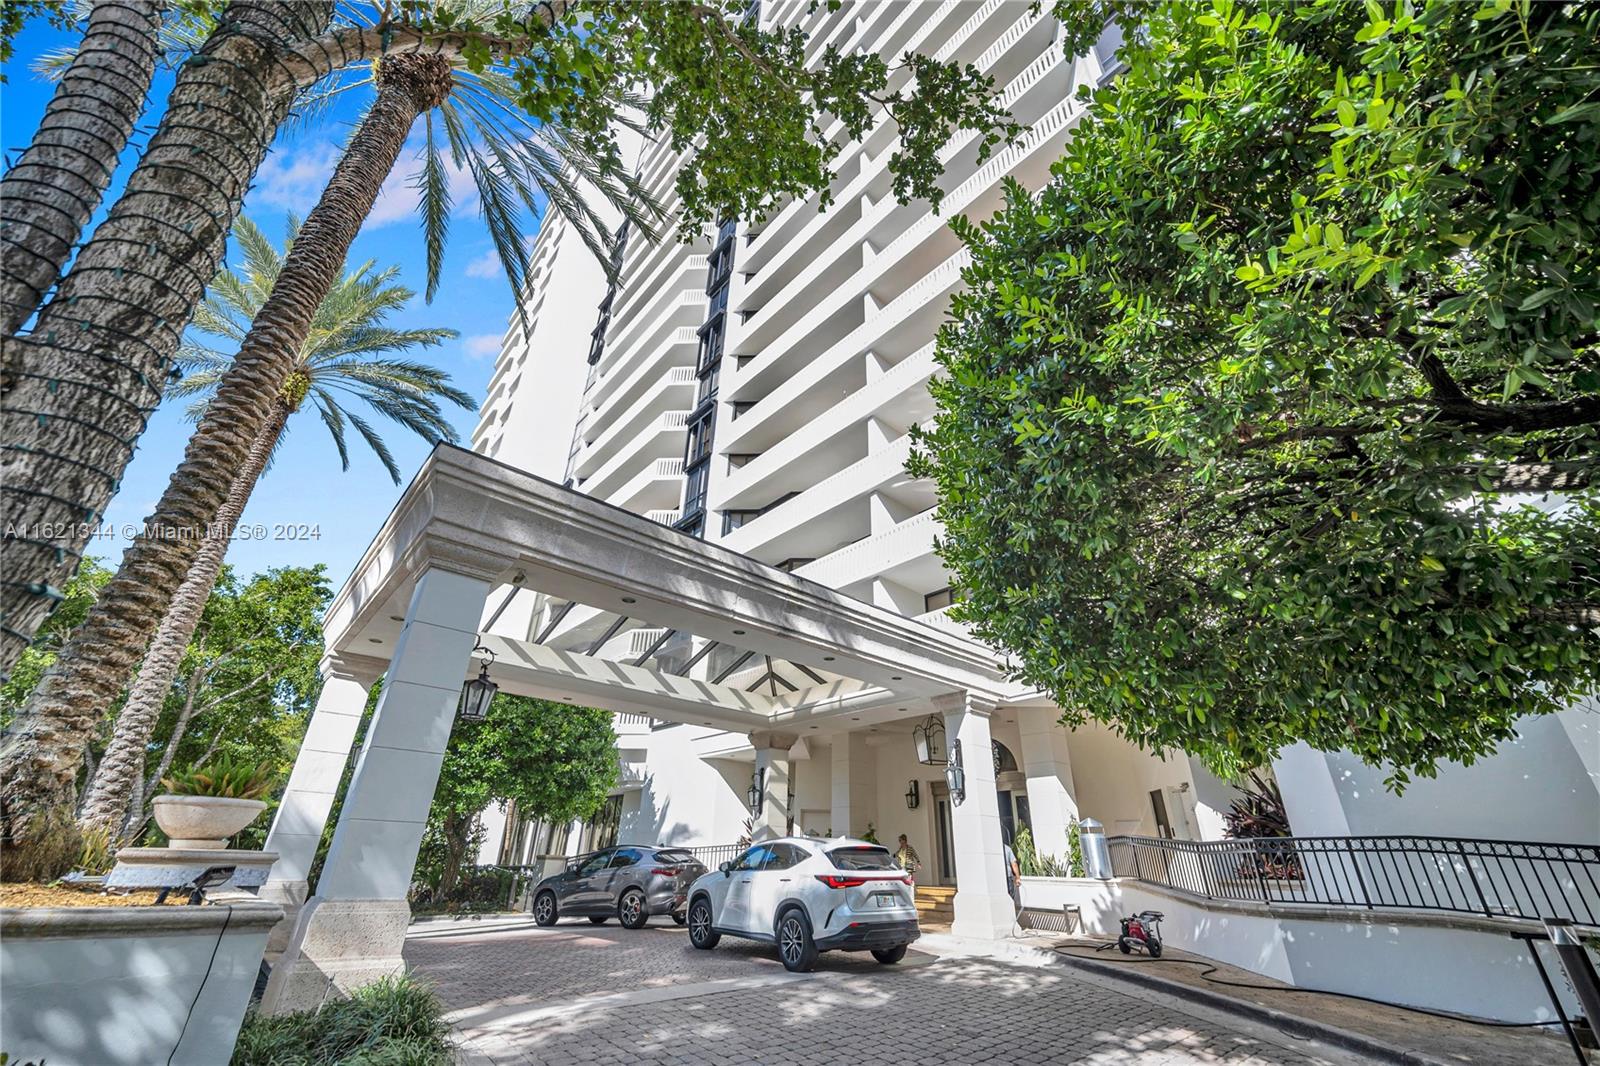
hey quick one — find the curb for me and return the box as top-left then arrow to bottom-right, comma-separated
1052,950 -> 1455,1066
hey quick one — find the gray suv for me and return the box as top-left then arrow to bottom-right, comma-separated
531,846 -> 707,929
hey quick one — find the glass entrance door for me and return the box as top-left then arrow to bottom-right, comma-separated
931,782 -> 956,886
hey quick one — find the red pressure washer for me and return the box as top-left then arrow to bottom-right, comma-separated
1117,909 -> 1165,958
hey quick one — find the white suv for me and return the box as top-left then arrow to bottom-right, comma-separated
685,837 -> 919,972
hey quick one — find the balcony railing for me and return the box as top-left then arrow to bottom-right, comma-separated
1108,834 -> 1600,926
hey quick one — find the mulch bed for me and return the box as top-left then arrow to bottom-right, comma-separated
0,882 -> 171,908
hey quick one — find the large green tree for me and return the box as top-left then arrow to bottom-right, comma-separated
416,694 -> 618,900
912,0 -> 1600,788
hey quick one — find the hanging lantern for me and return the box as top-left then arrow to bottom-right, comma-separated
944,740 -> 966,805
905,779 -> 921,809
913,715 -> 947,765
457,644 -> 498,722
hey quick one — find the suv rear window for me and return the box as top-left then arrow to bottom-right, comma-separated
828,846 -> 896,871
653,849 -> 696,864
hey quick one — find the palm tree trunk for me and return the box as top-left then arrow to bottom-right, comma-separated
0,53 -> 452,878
77,404 -> 288,837
0,0 -> 165,336
123,668 -> 212,846
0,1 -> 334,679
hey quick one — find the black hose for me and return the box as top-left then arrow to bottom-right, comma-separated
1061,941 -> 1561,1029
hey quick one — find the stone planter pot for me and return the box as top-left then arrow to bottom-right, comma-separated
152,795 -> 267,849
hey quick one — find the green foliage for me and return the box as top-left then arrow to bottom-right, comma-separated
383,0 -> 1021,239
0,557 -> 113,731
413,693 -> 618,900
231,973 -> 451,1066
914,0 -> 1600,789
174,216 -> 471,484
1015,824 -> 1077,878
860,822 -> 880,844
0,0 -> 68,74
161,753 -> 279,799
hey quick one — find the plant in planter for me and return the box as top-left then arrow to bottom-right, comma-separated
1223,772 -> 1301,880
155,756 -> 279,850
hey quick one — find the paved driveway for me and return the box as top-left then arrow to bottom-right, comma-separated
405,917 -> 1376,1065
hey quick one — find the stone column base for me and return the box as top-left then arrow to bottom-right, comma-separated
952,888 -> 1017,941
259,897 -> 412,1015
257,880 -> 309,963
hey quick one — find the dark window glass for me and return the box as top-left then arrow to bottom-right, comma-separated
732,845 -> 772,872
682,461 -> 710,515
696,324 -> 724,375
653,849 -> 696,865
696,363 -> 719,406
707,283 -> 729,319
609,847 -> 644,868
924,587 -> 954,613
576,851 -> 612,877
685,410 -> 715,467
828,846 -> 897,871
764,843 -> 809,870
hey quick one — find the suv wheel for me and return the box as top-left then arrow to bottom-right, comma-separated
775,908 -> 818,973
687,898 -> 719,949
871,945 -> 907,965
533,892 -> 557,927
619,888 -> 648,929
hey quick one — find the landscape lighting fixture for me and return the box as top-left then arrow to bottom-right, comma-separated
458,643 -> 499,722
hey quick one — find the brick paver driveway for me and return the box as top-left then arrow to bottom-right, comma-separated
405,917 -> 1376,1065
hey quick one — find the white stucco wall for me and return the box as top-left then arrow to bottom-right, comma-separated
616,727 -> 753,847
1277,701 -> 1600,844
1021,877 -> 1576,1024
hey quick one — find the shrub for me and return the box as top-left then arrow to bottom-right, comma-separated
162,754 -> 278,800
231,974 -> 451,1066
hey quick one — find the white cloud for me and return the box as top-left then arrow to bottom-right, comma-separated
463,333 -> 503,361
252,141 -> 341,214
367,145 -> 480,227
464,249 -> 503,279
249,137 -> 480,228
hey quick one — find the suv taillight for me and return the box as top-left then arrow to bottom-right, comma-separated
816,875 -> 867,889
651,867 -> 677,876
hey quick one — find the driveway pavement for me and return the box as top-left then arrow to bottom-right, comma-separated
405,916 -> 1379,1065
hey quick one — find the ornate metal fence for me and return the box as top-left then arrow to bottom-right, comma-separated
1106,835 -> 1600,925
688,843 -> 745,869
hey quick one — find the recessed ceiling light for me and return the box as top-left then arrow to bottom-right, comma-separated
368,638 -> 382,643
389,615 -> 405,622
621,596 -> 636,604
809,726 -> 817,730
732,629 -> 745,635
822,656 -> 834,662
703,721 -> 713,726
850,717 -> 859,721
891,675 -> 902,681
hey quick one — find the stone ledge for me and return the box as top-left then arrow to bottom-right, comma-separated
1,901 -> 284,939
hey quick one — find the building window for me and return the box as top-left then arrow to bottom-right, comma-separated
924,587 -> 955,613
722,509 -> 761,535
678,217 -> 737,538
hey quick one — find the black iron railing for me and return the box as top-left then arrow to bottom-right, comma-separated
1106,834 -> 1600,926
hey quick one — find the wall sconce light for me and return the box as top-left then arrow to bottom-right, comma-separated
457,643 -> 498,722
944,740 -> 966,806
913,715 -> 947,765
747,766 -> 766,815
905,779 -> 921,809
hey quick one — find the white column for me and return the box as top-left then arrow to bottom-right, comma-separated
749,731 -> 797,839
937,692 -> 1015,940
829,732 -> 876,838
1017,705 -> 1078,861
263,567 -> 492,1014
259,652 -> 385,955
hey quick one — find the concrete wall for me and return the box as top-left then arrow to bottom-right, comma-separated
1277,701 -> 1600,844
1,903 -> 281,1066
1021,877 -> 1577,1025
617,727 -> 752,847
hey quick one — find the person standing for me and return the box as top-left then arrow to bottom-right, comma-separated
893,834 -> 922,883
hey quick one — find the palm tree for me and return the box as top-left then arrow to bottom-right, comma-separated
6,32 -> 659,874
78,216 -> 469,839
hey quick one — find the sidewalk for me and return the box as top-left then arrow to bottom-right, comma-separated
916,931 -> 1572,1066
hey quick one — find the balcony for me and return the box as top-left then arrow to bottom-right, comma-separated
716,342 -> 936,509
581,411 -> 691,502
795,508 -> 942,593
608,457 -> 686,514
574,367 -> 696,478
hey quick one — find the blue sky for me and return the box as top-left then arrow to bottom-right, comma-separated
3,20 -> 526,584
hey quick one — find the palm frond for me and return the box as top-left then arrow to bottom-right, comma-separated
419,111 -> 453,302
344,409 -> 404,484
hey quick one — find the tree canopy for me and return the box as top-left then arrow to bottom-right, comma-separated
912,0 -> 1600,788
417,693 -> 618,896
